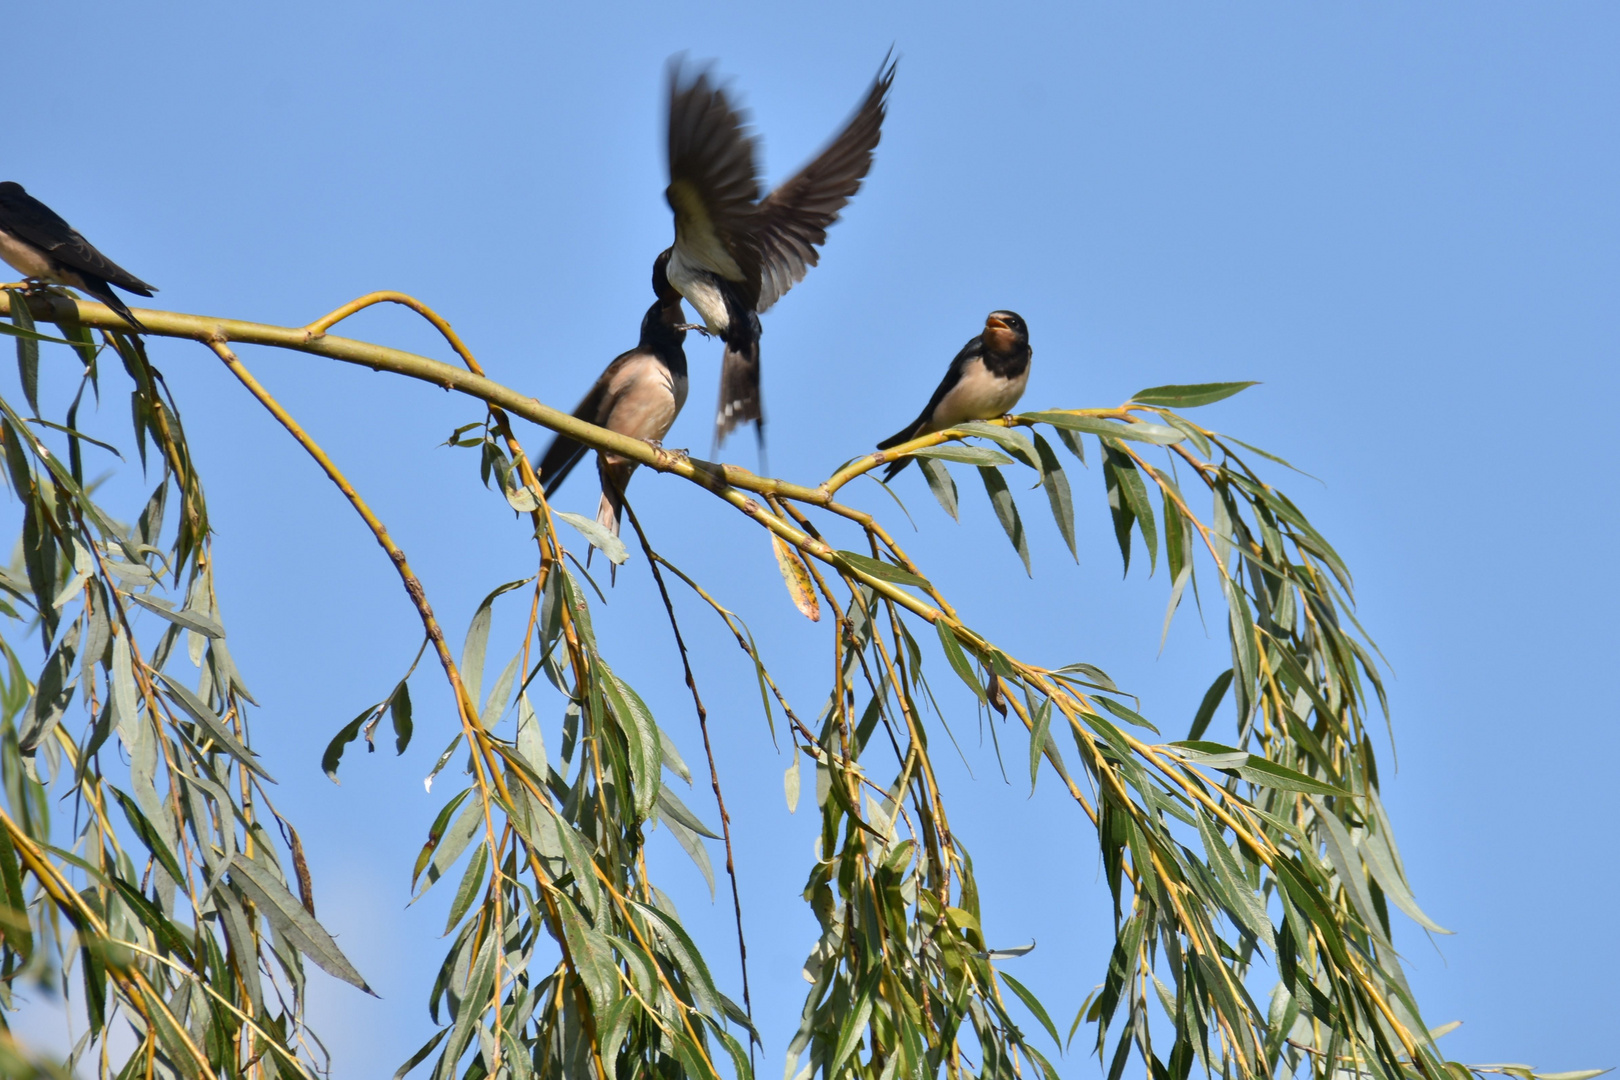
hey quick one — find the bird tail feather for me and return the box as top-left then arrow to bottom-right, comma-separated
876,417 -> 928,481
595,479 -> 626,586
78,274 -> 146,333
712,316 -> 762,454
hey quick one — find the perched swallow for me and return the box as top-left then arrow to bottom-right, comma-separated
661,55 -> 895,452
0,182 -> 156,332
877,311 -> 1033,481
536,252 -> 689,550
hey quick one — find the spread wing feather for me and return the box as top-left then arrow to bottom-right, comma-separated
754,58 -> 895,312
0,185 -> 155,295
665,61 -> 763,289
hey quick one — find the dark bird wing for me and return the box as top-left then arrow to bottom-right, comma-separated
876,335 -> 981,480
0,186 -> 155,296
536,349 -> 642,497
665,61 -> 764,293
753,57 -> 895,312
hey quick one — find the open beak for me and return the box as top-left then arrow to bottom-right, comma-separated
985,314 -> 1011,332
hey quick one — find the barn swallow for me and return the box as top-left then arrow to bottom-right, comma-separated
0,182 -> 156,332
877,311 -> 1033,481
661,54 -> 895,452
536,252 -> 689,560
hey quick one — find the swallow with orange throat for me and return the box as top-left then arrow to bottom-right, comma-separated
660,53 -> 895,456
0,182 -> 156,332
877,311 -> 1033,481
536,252 -> 689,573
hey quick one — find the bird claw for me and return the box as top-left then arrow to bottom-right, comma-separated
674,323 -> 714,338
646,439 -> 691,463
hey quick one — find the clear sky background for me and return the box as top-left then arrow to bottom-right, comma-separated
7,1 -> 1616,1076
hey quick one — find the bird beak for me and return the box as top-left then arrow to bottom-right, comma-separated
985,314 -> 1011,332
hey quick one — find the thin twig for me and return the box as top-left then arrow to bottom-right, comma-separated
618,495 -> 756,1055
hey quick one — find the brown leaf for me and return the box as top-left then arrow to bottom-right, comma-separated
987,673 -> 1008,718
770,533 -> 820,622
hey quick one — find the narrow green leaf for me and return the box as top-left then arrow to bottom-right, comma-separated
9,290 -> 40,417
321,707 -> 371,783
661,805 -> 716,899
227,853 -> 374,994
1130,381 -> 1258,408
1024,411 -> 1184,444
834,550 -> 930,588
1104,441 -> 1157,573
443,840 -> 488,935
1033,432 -> 1076,561
784,754 -> 801,813
109,787 -> 184,886
414,791 -> 481,894
541,802 -> 603,921
936,621 -> 987,704
391,681 -> 413,754
631,900 -> 721,1015
917,456 -> 959,519
0,825 -> 31,961
459,578 -> 528,716
1196,814 -> 1274,949
479,649 -> 521,728
1188,669 -> 1233,740
999,971 -> 1062,1048
601,664 -> 663,819
391,1026 -> 449,1080
912,443 -> 1014,467
1237,756 -> 1349,797
558,510 -> 629,564
829,984 -> 876,1078
1028,697 -> 1053,793
1160,563 -> 1192,650
979,466 -> 1030,575
155,672 -> 275,782
1102,452 -> 1134,576
0,321 -> 79,349
599,997 -> 638,1080
1361,818 -> 1451,935
1054,425 -> 1087,464
656,784 -> 719,839
515,691 -> 545,775
125,593 -> 225,638
952,420 -> 1040,468
1092,696 -> 1160,734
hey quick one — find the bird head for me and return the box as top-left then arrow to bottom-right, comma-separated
982,310 -> 1029,354
652,248 -> 682,301
652,249 -> 687,325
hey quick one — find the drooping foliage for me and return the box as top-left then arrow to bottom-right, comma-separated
0,287 -> 1595,1080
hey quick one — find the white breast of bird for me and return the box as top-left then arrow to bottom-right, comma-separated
665,245 -> 733,335
0,227 -> 57,281
930,357 -> 1032,432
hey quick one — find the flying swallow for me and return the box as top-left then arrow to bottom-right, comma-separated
661,54 -> 895,452
536,253 -> 689,556
0,182 -> 156,332
876,311 -> 1033,480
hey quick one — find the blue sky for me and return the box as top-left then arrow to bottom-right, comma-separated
7,1 -> 1616,1075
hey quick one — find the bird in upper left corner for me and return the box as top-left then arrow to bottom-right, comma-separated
0,181 -> 157,332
